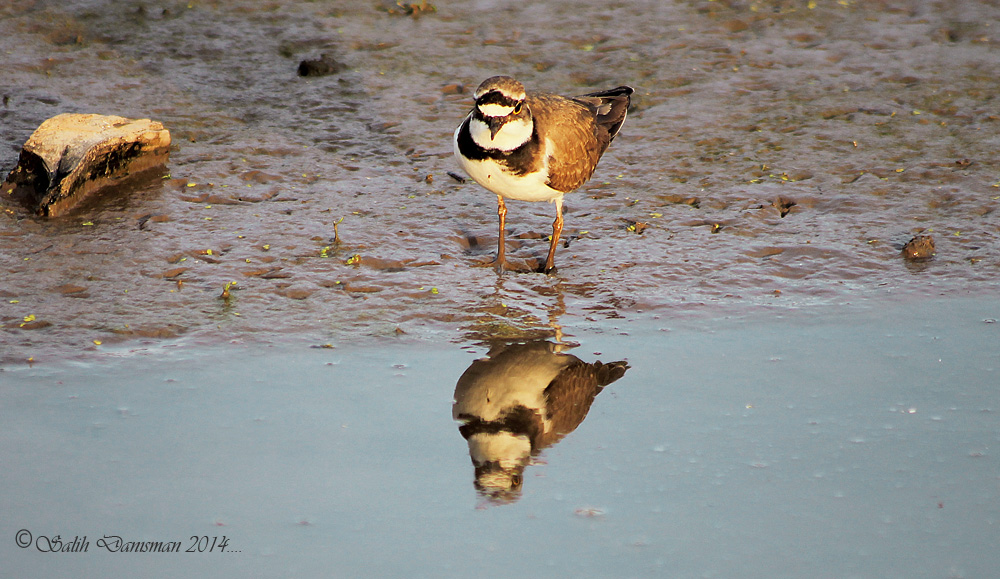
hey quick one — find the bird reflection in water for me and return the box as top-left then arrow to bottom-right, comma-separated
452,340 -> 629,504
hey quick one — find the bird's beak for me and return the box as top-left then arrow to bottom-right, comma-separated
487,116 -> 505,140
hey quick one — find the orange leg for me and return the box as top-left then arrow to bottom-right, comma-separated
544,198 -> 564,274
494,195 -> 507,271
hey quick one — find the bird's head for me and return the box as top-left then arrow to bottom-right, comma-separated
474,460 -> 526,504
465,429 -> 531,503
469,76 -> 533,150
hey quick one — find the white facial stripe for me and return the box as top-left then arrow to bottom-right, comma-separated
479,103 -> 516,117
469,116 -> 533,152
476,87 -> 525,98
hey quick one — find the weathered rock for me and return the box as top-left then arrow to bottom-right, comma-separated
2,113 -> 170,217
902,235 -> 935,260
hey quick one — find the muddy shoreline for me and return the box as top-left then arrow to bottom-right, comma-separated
2,0 -> 998,363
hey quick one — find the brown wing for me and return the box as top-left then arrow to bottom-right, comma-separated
532,87 -> 633,193
529,93 -> 603,193
537,359 -> 629,449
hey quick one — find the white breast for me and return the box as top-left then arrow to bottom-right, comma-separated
452,346 -> 572,424
453,367 -> 549,422
453,126 -> 563,203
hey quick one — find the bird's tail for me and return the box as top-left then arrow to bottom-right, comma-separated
593,360 -> 629,387
577,86 -> 634,144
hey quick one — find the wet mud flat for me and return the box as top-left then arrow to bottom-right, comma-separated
1,0 -> 999,361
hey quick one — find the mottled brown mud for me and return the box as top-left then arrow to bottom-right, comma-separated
1,0 -> 998,363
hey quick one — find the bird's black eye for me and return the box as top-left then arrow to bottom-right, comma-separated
511,474 -> 522,487
513,102 -> 522,114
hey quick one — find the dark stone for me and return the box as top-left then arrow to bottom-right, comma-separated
297,54 -> 343,77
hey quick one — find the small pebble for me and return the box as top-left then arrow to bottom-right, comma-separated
902,235 -> 935,260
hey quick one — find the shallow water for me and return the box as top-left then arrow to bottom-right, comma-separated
2,298 -> 998,577
2,0 -> 999,361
